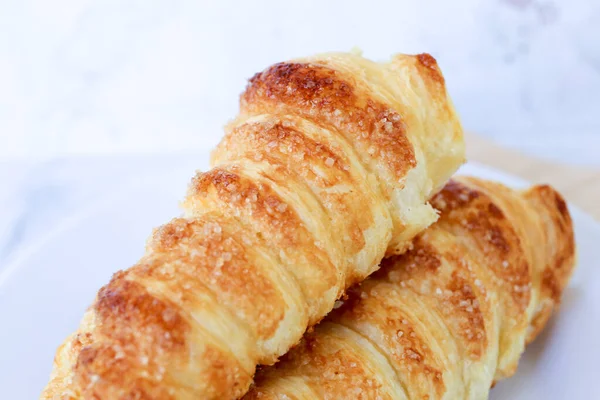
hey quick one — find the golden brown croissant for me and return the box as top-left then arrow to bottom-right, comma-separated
41,51 -> 465,399
244,176 -> 576,400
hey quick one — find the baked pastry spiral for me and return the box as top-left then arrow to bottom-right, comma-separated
41,51 -> 464,399
245,177 -> 576,400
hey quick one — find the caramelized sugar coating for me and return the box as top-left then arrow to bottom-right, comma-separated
41,52 -> 464,399
245,177 -> 575,400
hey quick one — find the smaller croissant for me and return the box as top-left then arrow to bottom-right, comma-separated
245,177 -> 576,400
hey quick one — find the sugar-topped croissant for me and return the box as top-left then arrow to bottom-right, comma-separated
41,51 -> 464,399
245,177 -> 575,400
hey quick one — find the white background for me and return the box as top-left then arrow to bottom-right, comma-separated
1,0 -> 599,163
0,0 -> 598,279
0,3 -> 598,397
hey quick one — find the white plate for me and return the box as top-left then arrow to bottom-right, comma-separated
0,161 -> 598,399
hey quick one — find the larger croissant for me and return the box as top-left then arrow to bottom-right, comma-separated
244,177 -> 575,400
41,52 -> 464,399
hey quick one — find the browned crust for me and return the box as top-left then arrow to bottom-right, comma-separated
73,277 -> 188,399
245,178 -> 576,399
41,52 -> 465,400
187,167 -> 330,255
431,179 -> 532,319
217,119 -> 370,252
416,53 -> 445,86
184,166 -> 339,320
337,282 -> 446,398
375,233 -> 490,360
145,217 -> 287,340
241,62 -> 416,184
72,268 -> 255,400
523,184 -> 576,343
247,328 -> 393,400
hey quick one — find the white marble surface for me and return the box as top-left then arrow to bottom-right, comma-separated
0,155 -> 203,271
1,0 -> 599,274
1,0 -> 599,161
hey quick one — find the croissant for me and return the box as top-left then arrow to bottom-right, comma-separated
41,51 -> 465,399
244,176 -> 576,400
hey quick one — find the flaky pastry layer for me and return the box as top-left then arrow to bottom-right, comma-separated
41,52 -> 464,399
245,177 -> 575,400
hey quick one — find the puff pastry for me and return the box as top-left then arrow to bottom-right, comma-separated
41,51 -> 464,399
245,177 -> 576,400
